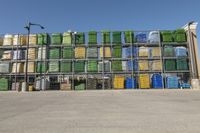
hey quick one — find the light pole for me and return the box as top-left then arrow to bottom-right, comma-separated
24,22 -> 44,91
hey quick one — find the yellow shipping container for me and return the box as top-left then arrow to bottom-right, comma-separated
29,34 -> 37,45
151,47 -> 161,57
113,75 -> 125,89
139,60 -> 149,70
139,47 -> 149,57
20,35 -> 27,45
12,63 -> 24,73
75,47 -> 86,58
3,34 -> 13,46
28,48 -> 36,60
139,74 -> 150,89
151,60 -> 162,71
100,47 -> 111,58
24,62 -> 35,73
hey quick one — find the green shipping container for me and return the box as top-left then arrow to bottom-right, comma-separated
164,47 -> 175,57
49,61 -> 59,72
165,59 -> 176,71
60,61 -> 72,72
51,33 -> 62,44
112,61 -> 122,71
38,33 -> 49,45
88,31 -> 97,44
87,61 -> 98,72
0,78 -> 9,91
176,59 -> 188,70
49,48 -> 60,59
161,31 -> 174,42
74,61 -> 85,72
102,31 -> 110,44
75,32 -> 85,45
37,62 -> 47,73
174,29 -> 187,42
112,46 -> 122,58
112,31 -> 122,44
62,47 -> 73,59
124,31 -> 134,43
74,80 -> 85,90
62,32 -> 72,45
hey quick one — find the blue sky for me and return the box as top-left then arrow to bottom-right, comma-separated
0,0 -> 199,52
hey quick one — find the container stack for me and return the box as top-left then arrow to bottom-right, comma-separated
166,76 -> 179,88
113,75 -> 125,89
139,74 -> 150,89
75,47 -> 86,58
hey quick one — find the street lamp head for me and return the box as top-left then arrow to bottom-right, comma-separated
41,26 -> 45,29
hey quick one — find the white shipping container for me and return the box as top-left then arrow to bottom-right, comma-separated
0,63 -> 10,73
37,47 -> 46,59
3,34 -> 13,46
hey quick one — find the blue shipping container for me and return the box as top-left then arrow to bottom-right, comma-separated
175,47 -> 187,57
126,78 -> 137,89
136,33 -> 147,43
152,74 -> 163,88
166,76 -> 179,89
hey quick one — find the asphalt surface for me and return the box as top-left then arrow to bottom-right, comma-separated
0,90 -> 200,133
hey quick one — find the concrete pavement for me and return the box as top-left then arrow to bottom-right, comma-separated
0,90 -> 200,133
